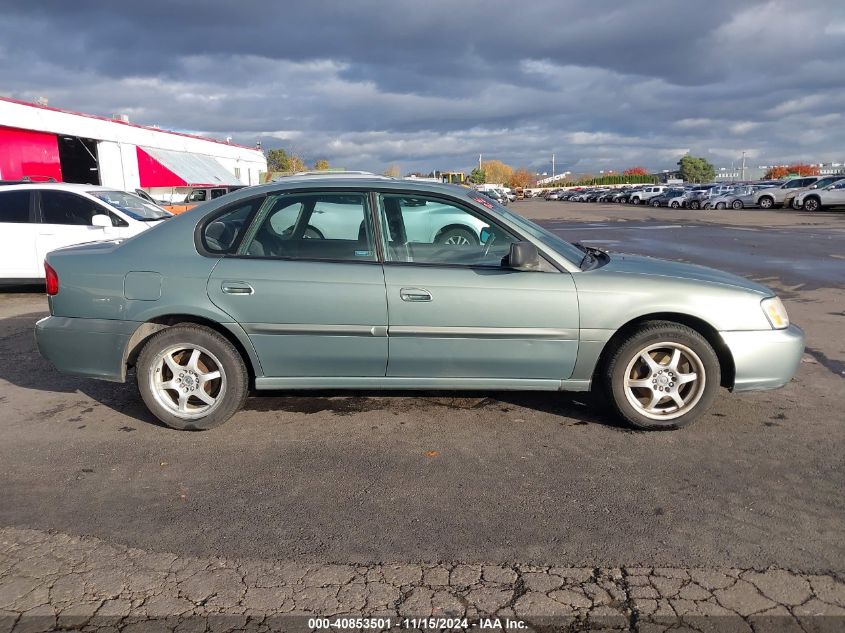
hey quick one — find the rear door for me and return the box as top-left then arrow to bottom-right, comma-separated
0,189 -> 39,279
35,190 -> 123,263
207,191 -> 388,378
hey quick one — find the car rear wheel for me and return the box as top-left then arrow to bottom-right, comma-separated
651,199 -> 660,207
758,196 -> 774,209
670,201 -> 680,208
716,202 -> 726,209
803,197 -> 820,212
731,200 -> 743,210
689,200 -> 700,210
435,226 -> 478,246
600,321 -> 720,430
137,324 -> 248,430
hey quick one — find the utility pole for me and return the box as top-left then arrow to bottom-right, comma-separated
478,153 -> 482,172
741,151 -> 747,181
552,153 -> 555,180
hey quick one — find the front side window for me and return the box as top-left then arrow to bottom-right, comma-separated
243,192 -> 376,262
378,194 -> 516,267
0,190 -> 32,223
40,190 -> 125,226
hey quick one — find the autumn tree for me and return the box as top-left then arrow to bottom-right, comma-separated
383,164 -> 401,178
481,159 -> 514,185
623,166 -> 648,176
313,159 -> 330,170
763,164 -> 820,179
677,155 -> 715,183
266,148 -> 306,173
509,168 -> 537,188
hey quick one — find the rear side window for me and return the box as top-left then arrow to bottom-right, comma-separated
0,190 -> 32,223
242,192 -> 376,262
201,197 -> 263,254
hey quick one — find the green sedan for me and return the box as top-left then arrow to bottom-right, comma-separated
35,175 -> 804,431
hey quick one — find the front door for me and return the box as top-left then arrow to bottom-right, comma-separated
35,190 -> 123,264
377,192 -> 579,380
207,191 -> 388,377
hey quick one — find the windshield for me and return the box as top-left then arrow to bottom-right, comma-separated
467,192 -> 586,264
90,190 -> 172,221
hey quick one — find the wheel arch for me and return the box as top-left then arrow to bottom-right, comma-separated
591,312 -> 735,390
122,314 -> 262,385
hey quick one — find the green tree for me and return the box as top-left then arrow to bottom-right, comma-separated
677,155 -> 715,183
481,159 -> 514,185
313,159 -> 330,170
265,147 -> 306,173
469,167 -> 486,184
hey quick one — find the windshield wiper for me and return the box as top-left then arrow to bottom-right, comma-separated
573,242 -> 607,269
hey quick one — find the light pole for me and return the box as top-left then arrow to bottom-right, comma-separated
552,153 -> 555,181
741,151 -> 747,181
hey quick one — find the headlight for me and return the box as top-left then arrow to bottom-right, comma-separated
761,296 -> 789,329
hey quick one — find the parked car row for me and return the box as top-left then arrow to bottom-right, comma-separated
540,175 -> 845,211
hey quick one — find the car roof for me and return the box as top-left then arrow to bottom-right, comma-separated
0,182 -> 119,193
225,175 -> 473,199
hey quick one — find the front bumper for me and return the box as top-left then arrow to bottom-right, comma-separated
35,316 -> 139,383
720,324 -> 805,392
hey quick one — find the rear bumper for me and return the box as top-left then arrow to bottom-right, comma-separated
720,324 -> 805,392
35,316 -> 138,383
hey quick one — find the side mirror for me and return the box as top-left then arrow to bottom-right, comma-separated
480,227 -> 491,244
505,241 -> 540,271
91,214 -> 112,228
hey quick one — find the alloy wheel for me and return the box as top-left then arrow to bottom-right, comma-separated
623,342 -> 706,421
149,344 -> 227,419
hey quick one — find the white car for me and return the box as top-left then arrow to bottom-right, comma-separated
0,183 -> 172,283
629,185 -> 667,205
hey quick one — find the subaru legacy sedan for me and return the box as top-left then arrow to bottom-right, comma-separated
35,175 -> 804,431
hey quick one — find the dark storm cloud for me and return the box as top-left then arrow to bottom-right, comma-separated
2,0 -> 845,173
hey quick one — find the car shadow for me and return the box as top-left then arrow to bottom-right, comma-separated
0,309 -> 625,431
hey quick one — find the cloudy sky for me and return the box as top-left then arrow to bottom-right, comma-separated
2,0 -> 844,175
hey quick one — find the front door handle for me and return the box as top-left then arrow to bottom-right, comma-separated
221,282 -> 254,295
400,287 -> 432,302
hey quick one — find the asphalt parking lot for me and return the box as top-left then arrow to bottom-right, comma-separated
1,200 -> 843,626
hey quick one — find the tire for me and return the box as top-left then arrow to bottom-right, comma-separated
651,199 -> 660,207
670,201 -> 680,208
136,324 -> 248,430
716,202 -> 726,210
599,321 -> 720,430
731,200 -> 743,210
689,200 -> 700,210
758,196 -> 774,209
435,226 -> 478,246
803,197 -> 820,212
631,197 -> 640,205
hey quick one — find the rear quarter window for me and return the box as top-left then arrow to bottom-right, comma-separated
199,197 -> 264,255
0,190 -> 32,223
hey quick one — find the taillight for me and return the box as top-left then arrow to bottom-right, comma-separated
45,262 -> 59,296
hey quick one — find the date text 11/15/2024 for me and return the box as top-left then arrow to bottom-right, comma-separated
308,617 -> 528,629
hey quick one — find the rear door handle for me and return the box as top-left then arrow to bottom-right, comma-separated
400,287 -> 432,302
221,281 -> 254,295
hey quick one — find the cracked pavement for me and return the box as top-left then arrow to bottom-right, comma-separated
1,527 -> 844,632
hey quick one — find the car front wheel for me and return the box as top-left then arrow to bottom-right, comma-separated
689,200 -> 700,210
601,322 -> 720,430
732,200 -> 743,210
758,196 -> 774,209
136,324 -> 248,430
803,198 -> 820,212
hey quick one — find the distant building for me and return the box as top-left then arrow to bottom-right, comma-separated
0,96 -> 266,201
